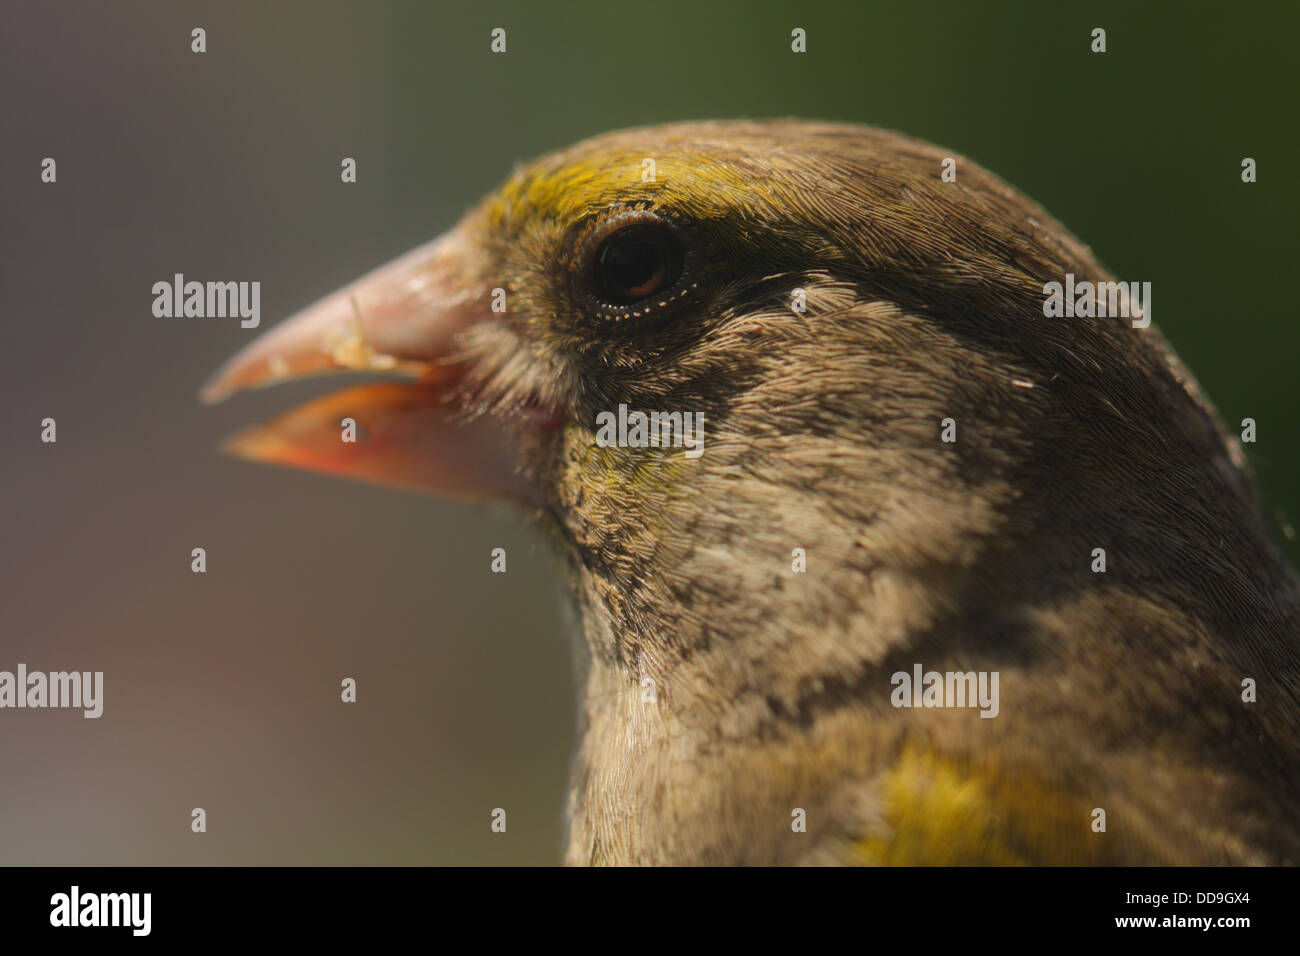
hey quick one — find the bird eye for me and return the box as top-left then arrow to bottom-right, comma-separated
591,222 -> 685,307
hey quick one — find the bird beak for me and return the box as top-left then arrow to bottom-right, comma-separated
200,229 -> 537,504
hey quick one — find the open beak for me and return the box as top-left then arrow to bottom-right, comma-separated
201,228 -> 536,503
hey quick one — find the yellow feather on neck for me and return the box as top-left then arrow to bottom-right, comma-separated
853,746 -> 1103,866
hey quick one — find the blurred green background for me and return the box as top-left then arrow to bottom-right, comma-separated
2,0 -> 1295,864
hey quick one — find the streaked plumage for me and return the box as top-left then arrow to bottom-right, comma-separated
206,121 -> 1300,865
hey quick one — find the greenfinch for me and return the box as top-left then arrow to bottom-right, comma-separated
204,121 -> 1300,865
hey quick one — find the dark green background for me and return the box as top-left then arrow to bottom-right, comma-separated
2,1 -> 1294,864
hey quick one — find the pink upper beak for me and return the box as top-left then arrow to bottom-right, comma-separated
201,230 -> 486,403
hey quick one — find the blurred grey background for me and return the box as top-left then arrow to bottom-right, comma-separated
1,0 -> 1295,864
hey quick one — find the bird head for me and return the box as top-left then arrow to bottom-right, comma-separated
203,119 -> 1261,683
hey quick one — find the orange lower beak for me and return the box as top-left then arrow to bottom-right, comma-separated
220,380 -> 535,502
201,227 -> 539,504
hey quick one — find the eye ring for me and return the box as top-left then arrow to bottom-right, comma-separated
582,211 -> 691,314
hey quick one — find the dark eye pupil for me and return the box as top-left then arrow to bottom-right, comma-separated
593,225 -> 684,305
606,241 -> 660,288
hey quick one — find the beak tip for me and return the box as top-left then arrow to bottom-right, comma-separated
199,384 -> 226,405
215,435 -> 246,460
217,425 -> 269,463
199,361 -> 240,404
